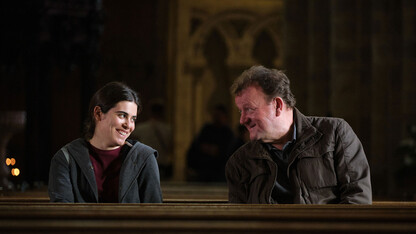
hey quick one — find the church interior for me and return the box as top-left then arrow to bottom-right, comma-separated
1,0 -> 416,232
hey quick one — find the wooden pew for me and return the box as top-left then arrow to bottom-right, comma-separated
1,183 -> 416,233
161,182 -> 228,203
0,202 -> 415,233
0,182 -> 229,203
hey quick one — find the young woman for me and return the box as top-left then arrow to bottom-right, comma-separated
48,82 -> 163,203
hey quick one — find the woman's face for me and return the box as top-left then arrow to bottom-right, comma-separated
93,101 -> 137,150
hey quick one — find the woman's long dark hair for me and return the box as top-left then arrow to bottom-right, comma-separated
83,82 -> 141,140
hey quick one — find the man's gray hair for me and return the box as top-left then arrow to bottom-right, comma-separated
230,65 -> 296,108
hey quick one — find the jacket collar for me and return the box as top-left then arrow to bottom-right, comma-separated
118,140 -> 159,202
293,107 -> 319,146
288,108 -> 323,164
66,138 -> 99,202
118,141 -> 140,201
245,108 -> 322,161
67,138 -> 143,203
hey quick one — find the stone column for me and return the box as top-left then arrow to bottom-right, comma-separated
172,0 -> 193,181
173,66 -> 194,181
354,0 -> 372,156
371,0 -> 403,197
307,0 -> 330,116
330,1 -> 360,127
283,0 -> 309,111
402,0 -> 416,130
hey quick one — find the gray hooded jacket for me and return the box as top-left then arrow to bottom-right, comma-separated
48,138 -> 162,203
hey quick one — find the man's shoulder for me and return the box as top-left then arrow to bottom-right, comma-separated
305,116 -> 348,131
295,108 -> 348,133
306,115 -> 344,125
302,115 -> 357,143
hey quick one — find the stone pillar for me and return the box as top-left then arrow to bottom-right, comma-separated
171,0 -> 193,181
354,0 -> 372,156
307,0 -> 330,116
371,0 -> 403,197
283,0 -> 309,111
330,1 -> 361,127
172,67 -> 194,181
402,0 -> 416,130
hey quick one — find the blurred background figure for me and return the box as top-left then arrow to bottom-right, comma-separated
186,104 -> 234,182
131,99 -> 173,180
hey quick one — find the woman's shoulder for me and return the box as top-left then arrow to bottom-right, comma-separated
59,138 -> 88,153
125,139 -> 158,159
55,138 -> 89,158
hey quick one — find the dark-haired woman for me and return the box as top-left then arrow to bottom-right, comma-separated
48,82 -> 163,203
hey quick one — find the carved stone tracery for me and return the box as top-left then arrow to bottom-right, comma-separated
172,1 -> 283,180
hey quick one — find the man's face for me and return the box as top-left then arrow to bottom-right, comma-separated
235,85 -> 278,142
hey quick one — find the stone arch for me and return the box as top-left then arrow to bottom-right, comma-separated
243,14 -> 284,67
186,10 -> 283,72
171,1 -> 284,181
186,10 -> 257,67
183,9 -> 284,134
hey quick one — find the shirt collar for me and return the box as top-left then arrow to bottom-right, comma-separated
292,123 -> 297,141
263,123 -> 297,152
282,123 -> 296,151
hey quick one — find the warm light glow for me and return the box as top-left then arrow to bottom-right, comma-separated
11,168 -> 20,176
6,158 -> 11,166
10,158 -> 16,166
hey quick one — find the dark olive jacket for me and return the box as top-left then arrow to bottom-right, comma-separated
48,138 -> 163,203
225,108 -> 372,204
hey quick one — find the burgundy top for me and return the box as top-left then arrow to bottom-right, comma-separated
88,143 -> 123,202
